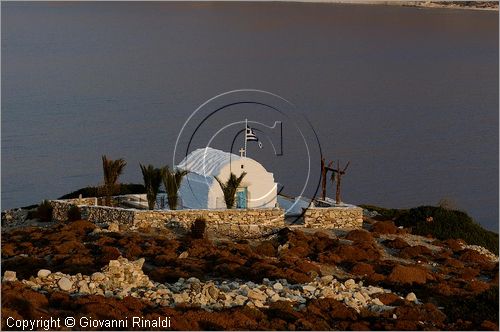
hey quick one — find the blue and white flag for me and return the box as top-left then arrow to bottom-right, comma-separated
246,126 -> 263,148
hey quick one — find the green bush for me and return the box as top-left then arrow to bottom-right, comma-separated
59,183 -> 146,199
359,204 -> 407,220
396,206 -> 498,254
67,205 -> 82,221
37,200 -> 53,222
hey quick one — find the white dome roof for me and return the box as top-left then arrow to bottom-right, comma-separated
176,147 -> 241,177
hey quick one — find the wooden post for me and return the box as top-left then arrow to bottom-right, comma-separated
332,160 -> 350,204
321,157 -> 326,200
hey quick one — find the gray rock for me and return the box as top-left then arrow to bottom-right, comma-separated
265,288 -> 275,297
190,282 -> 202,293
321,287 -> 335,298
207,285 -> 219,300
172,293 -> 186,304
344,279 -> 356,289
270,293 -> 281,302
405,292 -> 417,303
247,289 -> 267,301
178,292 -> 190,303
91,272 -> 106,282
234,295 -> 247,306
57,277 -> 73,291
37,269 -> 51,278
320,275 -> 334,284
353,291 -> 366,303
78,281 -> 91,294
253,299 -> 265,308
366,286 -> 385,295
187,277 -> 200,283
246,281 -> 257,288
273,282 -> 283,291
219,284 -> 230,292
302,285 -> 316,293
287,294 -> 306,303
108,223 -> 119,232
3,271 -> 17,282
229,282 -> 239,290
156,288 -> 170,296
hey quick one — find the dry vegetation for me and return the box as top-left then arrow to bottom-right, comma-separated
1,215 -> 498,330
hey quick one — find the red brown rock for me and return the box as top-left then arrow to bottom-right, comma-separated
346,229 -> 374,243
350,262 -> 375,276
387,265 -> 428,285
384,237 -> 409,249
372,221 -> 398,234
398,245 -> 432,259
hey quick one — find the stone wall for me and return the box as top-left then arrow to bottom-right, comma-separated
51,198 -> 363,237
62,197 -> 98,206
50,199 -> 284,238
133,208 -> 284,238
51,200 -> 133,226
303,206 -> 363,229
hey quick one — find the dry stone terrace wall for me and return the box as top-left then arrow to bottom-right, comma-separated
134,208 -> 284,238
304,206 -> 363,229
51,200 -> 135,228
50,198 -> 363,237
50,199 -> 284,238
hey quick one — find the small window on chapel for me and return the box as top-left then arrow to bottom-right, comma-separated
241,164 -> 244,169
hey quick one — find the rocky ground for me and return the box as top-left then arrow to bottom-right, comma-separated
1,214 -> 499,330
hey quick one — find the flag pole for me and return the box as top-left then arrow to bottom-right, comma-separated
244,118 -> 248,157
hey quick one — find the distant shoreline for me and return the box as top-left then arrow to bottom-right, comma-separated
277,1 -> 499,11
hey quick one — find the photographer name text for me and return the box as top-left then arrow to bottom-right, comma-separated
6,316 -> 171,330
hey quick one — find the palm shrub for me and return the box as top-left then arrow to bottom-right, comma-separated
140,164 -> 164,210
214,172 -> 247,209
162,166 -> 188,210
102,155 -> 127,206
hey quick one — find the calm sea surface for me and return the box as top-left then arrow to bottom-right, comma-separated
2,2 -> 498,231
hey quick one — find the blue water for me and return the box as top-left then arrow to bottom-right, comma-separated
2,2 -> 498,231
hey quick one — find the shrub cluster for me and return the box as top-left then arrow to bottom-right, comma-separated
36,200 -> 53,222
190,218 -> 207,239
396,206 -> 498,254
359,204 -> 408,220
442,286 -> 499,327
67,205 -> 82,222
59,183 -> 146,199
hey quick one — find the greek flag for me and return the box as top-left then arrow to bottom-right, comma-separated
246,126 -> 263,148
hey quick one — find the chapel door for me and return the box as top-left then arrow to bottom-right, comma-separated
236,187 -> 247,209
